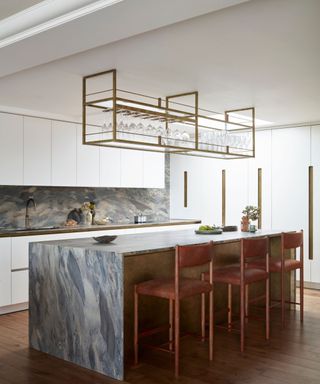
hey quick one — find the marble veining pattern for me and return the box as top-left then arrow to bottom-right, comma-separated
29,242 -> 124,380
0,156 -> 170,228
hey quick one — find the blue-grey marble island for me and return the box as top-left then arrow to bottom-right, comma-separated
29,229 -> 291,381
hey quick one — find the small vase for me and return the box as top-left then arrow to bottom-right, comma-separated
241,216 -> 250,232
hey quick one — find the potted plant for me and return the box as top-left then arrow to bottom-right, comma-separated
241,205 -> 260,232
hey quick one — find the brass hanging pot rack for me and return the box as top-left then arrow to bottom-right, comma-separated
82,69 -> 255,159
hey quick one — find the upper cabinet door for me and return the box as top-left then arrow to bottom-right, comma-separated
121,149 -> 143,188
52,121 -> 77,186
0,113 -> 23,185
23,117 -> 52,186
76,125 -> 100,187
100,147 -> 121,187
143,152 -> 165,188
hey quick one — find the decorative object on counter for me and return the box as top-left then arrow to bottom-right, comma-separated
222,225 -> 238,232
66,208 -> 82,224
65,219 -> 78,227
93,235 -> 117,244
241,205 -> 260,232
81,202 -> 93,225
134,213 -> 148,224
82,69 -> 255,160
89,201 -> 96,224
195,225 -> 223,235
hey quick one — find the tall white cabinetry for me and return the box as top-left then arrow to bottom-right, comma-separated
248,130 -> 272,229
0,113 -> 23,185
224,159 -> 248,226
310,125 -> 320,283
24,117 -> 52,185
271,127 -> 311,282
170,154 -> 223,225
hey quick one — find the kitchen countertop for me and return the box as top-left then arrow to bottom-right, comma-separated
35,228 -> 283,256
0,219 -> 201,238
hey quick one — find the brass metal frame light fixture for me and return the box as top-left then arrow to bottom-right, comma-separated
82,69 -> 255,159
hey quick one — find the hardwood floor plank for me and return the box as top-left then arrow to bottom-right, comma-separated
0,289 -> 320,383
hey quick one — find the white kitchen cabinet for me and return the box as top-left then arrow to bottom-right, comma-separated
52,121 -> 77,186
11,270 -> 28,304
121,149 -> 143,187
310,125 -> 320,283
12,236 -> 36,270
23,117 -> 52,185
76,125 -> 100,187
0,238 -> 12,307
271,127 -> 311,282
247,130 -> 272,229
143,152 -> 165,188
170,154 -> 223,225
100,147 -> 121,187
0,113 -> 23,185
224,159 -> 249,227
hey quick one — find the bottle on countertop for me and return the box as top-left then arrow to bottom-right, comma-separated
89,201 -> 96,225
81,202 -> 92,226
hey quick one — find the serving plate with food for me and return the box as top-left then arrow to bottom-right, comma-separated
195,225 -> 223,235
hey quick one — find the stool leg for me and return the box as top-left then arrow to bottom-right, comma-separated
245,284 -> 249,320
201,273 -> 205,342
300,266 -> 304,323
227,284 -> 232,331
169,299 -> 173,351
174,299 -> 180,378
201,292 -> 205,342
240,283 -> 245,353
134,285 -> 139,365
266,277 -> 270,340
209,287 -> 214,361
281,270 -> 285,328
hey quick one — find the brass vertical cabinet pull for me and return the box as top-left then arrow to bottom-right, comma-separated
309,166 -> 313,260
222,169 -> 226,226
258,168 -> 262,229
184,171 -> 188,208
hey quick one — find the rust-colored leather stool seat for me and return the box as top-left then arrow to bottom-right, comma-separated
203,237 -> 270,352
134,242 -> 214,377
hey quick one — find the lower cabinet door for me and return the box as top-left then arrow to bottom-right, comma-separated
12,270 -> 29,305
0,238 -> 11,307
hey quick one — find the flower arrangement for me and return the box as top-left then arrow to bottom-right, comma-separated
242,205 -> 260,222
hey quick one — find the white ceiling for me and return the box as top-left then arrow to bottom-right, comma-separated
0,0 -> 319,126
0,0 -> 246,78
0,0 -> 43,21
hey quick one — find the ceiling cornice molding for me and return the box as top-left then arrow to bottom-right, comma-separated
0,0 -> 123,49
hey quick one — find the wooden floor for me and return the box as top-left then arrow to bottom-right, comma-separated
0,289 -> 320,384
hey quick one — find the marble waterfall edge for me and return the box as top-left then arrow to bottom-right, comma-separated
29,242 -> 124,380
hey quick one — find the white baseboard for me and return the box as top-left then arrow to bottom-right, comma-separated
0,302 -> 28,315
296,281 -> 320,290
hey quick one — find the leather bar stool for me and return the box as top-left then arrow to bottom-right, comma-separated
134,241 -> 214,377
250,231 -> 304,327
202,237 -> 270,352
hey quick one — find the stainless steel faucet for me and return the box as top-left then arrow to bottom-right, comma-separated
25,196 -> 36,228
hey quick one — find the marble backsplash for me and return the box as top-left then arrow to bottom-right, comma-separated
0,157 -> 170,228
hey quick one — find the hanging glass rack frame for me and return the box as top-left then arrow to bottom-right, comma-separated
82,69 -> 255,159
